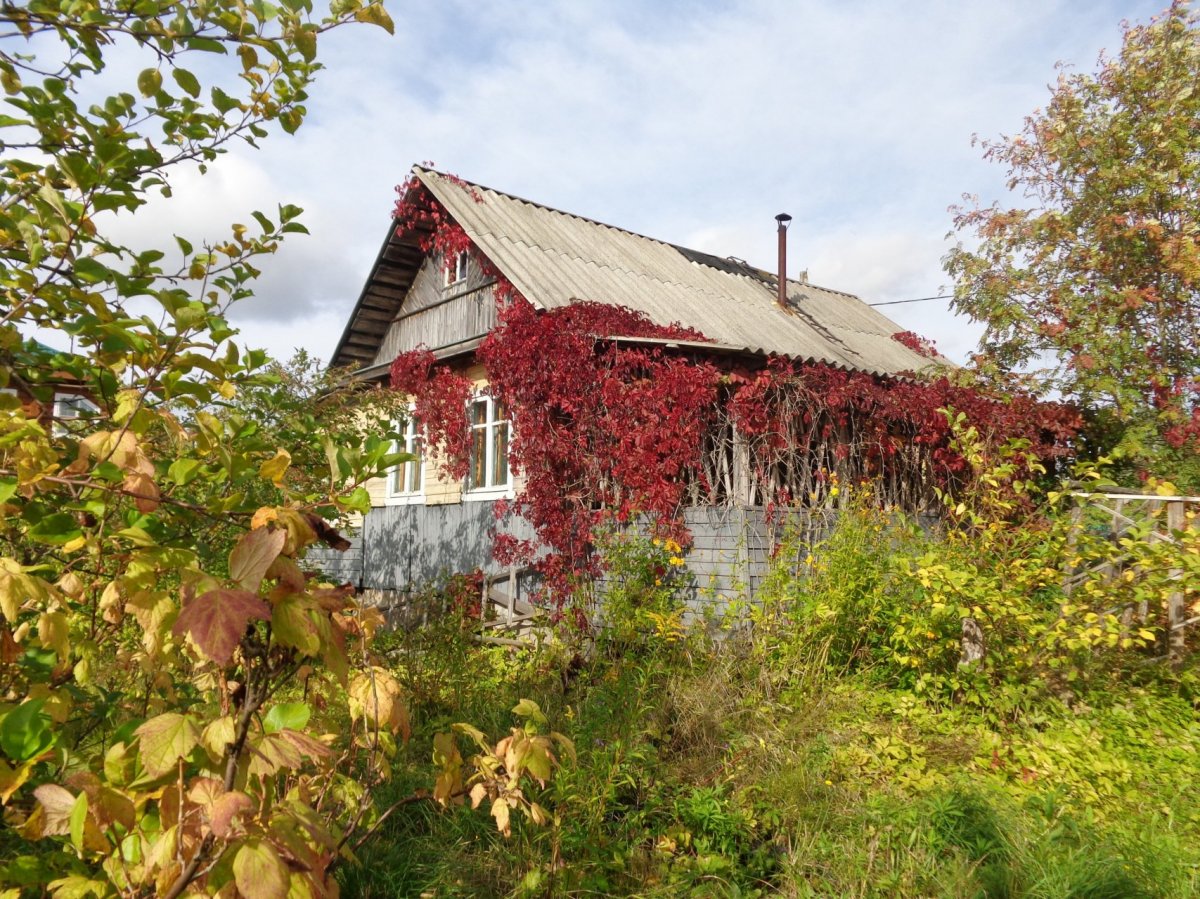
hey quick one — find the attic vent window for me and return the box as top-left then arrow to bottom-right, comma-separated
443,251 -> 468,288
53,392 -> 99,436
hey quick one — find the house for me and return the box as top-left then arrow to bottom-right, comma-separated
1,340 -> 100,435
317,166 -> 961,614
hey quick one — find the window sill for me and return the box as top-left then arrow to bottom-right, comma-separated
383,493 -> 425,506
463,486 -> 513,502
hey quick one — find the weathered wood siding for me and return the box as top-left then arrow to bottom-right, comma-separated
592,507 -> 834,623
306,500 -> 535,592
306,533 -> 365,585
373,254 -> 496,364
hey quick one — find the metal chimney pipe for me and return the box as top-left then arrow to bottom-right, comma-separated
775,213 -> 792,310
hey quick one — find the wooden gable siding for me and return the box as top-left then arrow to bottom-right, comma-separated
372,254 -> 497,366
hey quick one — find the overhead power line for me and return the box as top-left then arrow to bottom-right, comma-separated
869,294 -> 954,307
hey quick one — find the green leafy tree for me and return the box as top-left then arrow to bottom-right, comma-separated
0,3 -> 566,897
946,1 -> 1200,479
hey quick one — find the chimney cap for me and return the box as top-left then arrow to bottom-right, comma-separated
775,213 -> 792,225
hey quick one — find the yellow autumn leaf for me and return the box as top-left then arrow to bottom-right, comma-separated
490,796 -> 511,837
259,449 -> 291,485
37,611 -> 69,662
348,668 -> 410,739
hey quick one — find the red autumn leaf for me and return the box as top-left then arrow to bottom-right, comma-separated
229,527 -> 286,592
210,790 -> 254,839
173,588 -> 269,666
122,471 -> 160,514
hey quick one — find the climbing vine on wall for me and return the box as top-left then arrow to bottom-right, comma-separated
478,298 -> 718,592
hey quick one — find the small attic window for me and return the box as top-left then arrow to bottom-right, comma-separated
443,251 -> 469,288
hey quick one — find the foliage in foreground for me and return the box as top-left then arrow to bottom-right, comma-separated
0,3 -> 565,897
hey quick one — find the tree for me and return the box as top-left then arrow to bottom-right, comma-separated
946,1 -> 1200,479
0,4 -> 565,896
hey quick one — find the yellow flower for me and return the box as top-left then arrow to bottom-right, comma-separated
669,556 -> 685,567
665,539 -> 682,554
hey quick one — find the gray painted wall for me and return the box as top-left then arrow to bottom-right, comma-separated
307,502 -> 848,620
306,500 -> 535,591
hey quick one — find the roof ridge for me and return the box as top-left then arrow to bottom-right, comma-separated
416,165 -> 676,247
416,165 -> 858,294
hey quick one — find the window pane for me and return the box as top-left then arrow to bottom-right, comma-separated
55,393 -> 98,419
492,420 -> 509,486
470,425 -> 487,489
389,415 -> 422,496
471,399 -> 488,426
408,433 -> 424,493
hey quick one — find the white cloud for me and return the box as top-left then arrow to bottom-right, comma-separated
132,0 -> 1165,365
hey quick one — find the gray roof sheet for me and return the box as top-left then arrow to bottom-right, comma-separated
332,166 -> 937,376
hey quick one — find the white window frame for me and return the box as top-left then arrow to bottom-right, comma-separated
385,411 -> 424,505
52,391 -> 99,436
443,250 -> 469,288
464,393 -> 513,500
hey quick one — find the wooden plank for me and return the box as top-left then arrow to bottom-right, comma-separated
482,612 -> 539,632
475,634 -> 533,648
1167,500 -> 1186,662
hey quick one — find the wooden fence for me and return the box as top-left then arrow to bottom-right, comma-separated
1064,488 -> 1198,661
476,566 -> 542,647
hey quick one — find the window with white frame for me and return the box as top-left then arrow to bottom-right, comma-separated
443,251 -> 469,288
466,395 -> 511,495
387,414 -> 424,501
53,391 -> 99,435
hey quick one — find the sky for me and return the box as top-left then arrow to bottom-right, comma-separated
101,0 -> 1170,366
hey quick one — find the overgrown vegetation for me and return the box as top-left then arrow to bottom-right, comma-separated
342,473 -> 1199,897
3,1 -> 1197,896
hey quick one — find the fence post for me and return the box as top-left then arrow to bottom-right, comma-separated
1167,500 -> 1186,663
1062,503 -> 1083,597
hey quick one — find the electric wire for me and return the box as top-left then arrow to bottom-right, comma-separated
868,294 -> 954,307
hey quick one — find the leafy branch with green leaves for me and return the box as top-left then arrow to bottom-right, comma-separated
0,2 -> 568,896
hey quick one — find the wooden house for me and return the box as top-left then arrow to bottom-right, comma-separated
315,166 -> 939,615
1,340 -> 99,435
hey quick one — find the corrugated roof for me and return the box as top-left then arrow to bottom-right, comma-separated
331,166 -> 938,376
